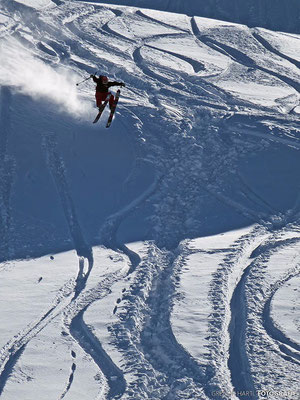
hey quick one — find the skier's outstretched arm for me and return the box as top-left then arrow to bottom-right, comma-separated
108,81 -> 125,88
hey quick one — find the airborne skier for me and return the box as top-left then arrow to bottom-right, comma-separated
91,74 -> 125,111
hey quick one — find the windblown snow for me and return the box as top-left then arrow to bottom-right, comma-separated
0,0 -> 299,399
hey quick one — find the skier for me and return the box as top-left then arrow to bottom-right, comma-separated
91,74 -> 125,110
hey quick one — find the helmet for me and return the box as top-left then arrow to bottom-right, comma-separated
100,75 -> 108,84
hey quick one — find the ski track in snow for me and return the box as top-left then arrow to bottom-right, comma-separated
42,130 -> 93,261
0,276 -> 76,395
241,232 -> 300,398
66,271 -> 129,399
0,1 -> 300,399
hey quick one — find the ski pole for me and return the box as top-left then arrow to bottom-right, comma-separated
76,76 -> 92,86
76,71 -> 98,86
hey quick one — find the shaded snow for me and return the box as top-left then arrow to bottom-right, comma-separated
0,0 -> 299,399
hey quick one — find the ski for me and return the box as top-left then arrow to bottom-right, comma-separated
106,89 -> 120,128
92,94 -> 110,124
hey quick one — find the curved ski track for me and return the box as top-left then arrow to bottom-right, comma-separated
240,233 -> 300,397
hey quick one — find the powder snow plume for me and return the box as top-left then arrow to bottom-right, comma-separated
0,38 -> 91,118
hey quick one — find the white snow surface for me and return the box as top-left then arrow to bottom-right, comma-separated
0,0 -> 300,399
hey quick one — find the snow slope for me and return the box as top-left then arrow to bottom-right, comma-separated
0,0 -> 299,399
71,0 -> 300,34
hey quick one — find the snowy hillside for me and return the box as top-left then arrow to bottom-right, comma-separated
82,0 -> 300,34
0,0 -> 299,399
